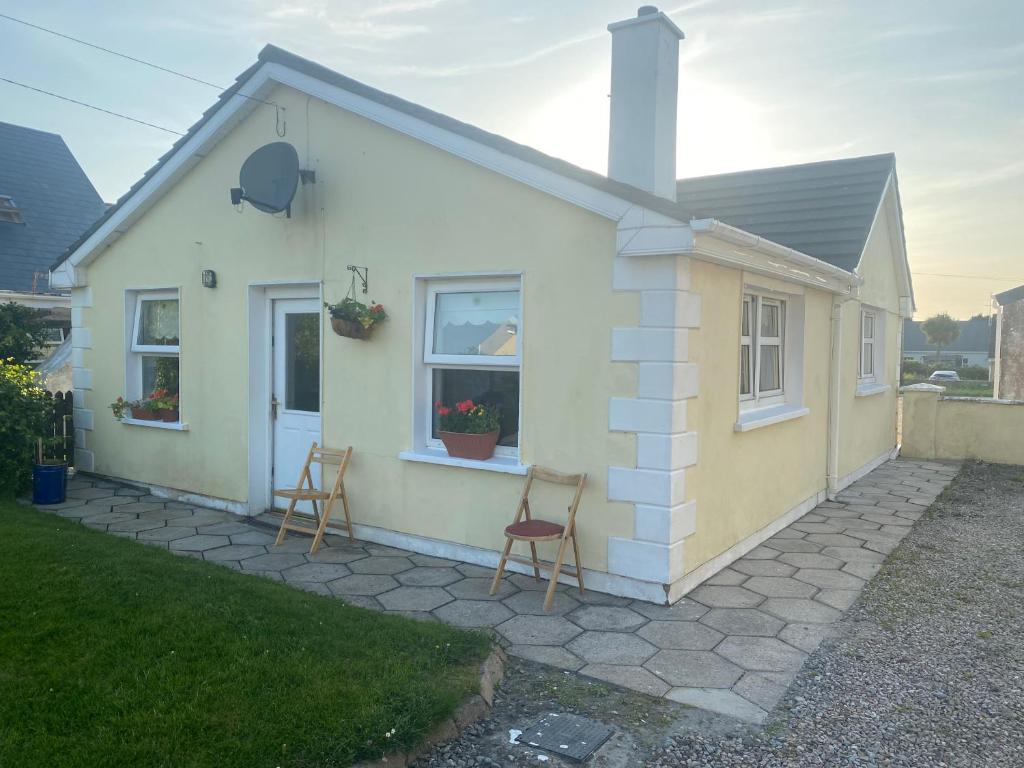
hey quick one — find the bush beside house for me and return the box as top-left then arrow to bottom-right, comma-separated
0,360 -> 54,496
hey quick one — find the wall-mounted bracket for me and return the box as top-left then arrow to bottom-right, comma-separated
347,265 -> 369,294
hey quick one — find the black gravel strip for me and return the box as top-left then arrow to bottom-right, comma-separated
651,461 -> 1024,768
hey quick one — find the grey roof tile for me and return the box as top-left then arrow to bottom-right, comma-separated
902,315 -> 993,354
675,154 -> 895,272
0,122 -> 106,293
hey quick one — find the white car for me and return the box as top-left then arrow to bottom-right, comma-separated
929,370 -> 961,382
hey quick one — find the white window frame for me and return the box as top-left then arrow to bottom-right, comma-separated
859,309 -> 876,383
124,288 -> 181,423
420,277 -> 523,460
740,292 -> 787,410
131,291 -> 180,354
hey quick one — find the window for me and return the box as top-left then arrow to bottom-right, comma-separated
0,195 -> 24,225
422,279 -> 521,457
740,293 -> 786,407
860,309 -> 876,381
127,290 -> 180,419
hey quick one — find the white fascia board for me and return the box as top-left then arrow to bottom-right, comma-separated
263,63 -> 635,222
688,218 -> 861,294
56,73 -> 274,287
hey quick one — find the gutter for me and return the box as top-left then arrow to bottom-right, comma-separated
689,218 -> 863,288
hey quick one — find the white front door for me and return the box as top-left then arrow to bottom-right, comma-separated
272,298 -> 321,512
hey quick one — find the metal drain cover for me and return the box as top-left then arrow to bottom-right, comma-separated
516,712 -> 614,762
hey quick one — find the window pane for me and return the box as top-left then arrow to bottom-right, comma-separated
433,290 -> 519,356
863,342 -> 874,375
285,313 -> 320,412
432,368 -> 519,447
863,312 -> 874,339
142,356 -> 179,398
740,344 -> 752,396
760,301 -> 780,337
741,298 -> 750,337
138,299 -> 179,346
759,345 -> 781,392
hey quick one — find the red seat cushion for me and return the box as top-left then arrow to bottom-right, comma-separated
505,519 -> 564,538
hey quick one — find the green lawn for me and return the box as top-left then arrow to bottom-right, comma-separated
0,501 -> 491,767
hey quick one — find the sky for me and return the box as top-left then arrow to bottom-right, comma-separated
1,0 -> 1021,319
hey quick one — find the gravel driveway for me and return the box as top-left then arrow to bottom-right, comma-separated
652,460 -> 1024,767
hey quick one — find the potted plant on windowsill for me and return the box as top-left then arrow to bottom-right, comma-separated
325,297 -> 387,340
148,388 -> 179,422
110,391 -> 178,422
435,399 -> 501,461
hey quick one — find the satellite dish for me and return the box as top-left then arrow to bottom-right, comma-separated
230,142 -> 300,216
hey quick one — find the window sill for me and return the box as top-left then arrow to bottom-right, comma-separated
120,418 -> 189,431
734,403 -> 809,433
398,449 -> 528,475
856,382 -> 891,398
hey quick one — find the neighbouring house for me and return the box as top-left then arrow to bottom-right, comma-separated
902,315 -> 993,371
50,8 -> 913,604
993,285 -> 1024,400
0,121 -> 106,385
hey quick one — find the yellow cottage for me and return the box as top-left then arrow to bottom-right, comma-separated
51,7 -> 914,604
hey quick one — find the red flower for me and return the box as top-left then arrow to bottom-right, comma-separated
437,406 -> 451,416
371,304 -> 384,313
456,399 -> 474,413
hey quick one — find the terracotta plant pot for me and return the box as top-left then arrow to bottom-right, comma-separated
439,430 -> 500,461
330,317 -> 373,340
130,406 -> 159,421
159,408 -> 179,422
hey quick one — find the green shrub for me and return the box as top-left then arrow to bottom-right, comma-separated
0,360 -> 53,497
957,365 -> 989,381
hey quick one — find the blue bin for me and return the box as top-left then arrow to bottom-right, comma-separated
32,463 -> 67,505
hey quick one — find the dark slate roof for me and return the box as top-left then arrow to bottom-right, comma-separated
902,316 -> 994,354
0,122 -> 106,293
994,284 -> 1024,306
674,154 -> 895,272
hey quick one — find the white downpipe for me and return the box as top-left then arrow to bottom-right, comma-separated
826,297 -> 846,497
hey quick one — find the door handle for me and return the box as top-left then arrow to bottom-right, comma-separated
271,396 -> 279,420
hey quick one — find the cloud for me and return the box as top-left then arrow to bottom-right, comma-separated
869,23 -> 954,41
914,159 -> 1024,194
902,67 -> 1017,84
362,0 -> 458,16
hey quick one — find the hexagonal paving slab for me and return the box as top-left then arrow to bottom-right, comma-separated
716,636 -> 807,672
688,585 -> 764,609
229,530 -> 278,546
395,567 -> 462,587
433,599 -> 513,628
239,552 -> 307,571
567,605 -> 647,632
282,563 -> 353,582
731,559 -> 797,578
328,574 -> 399,596
760,598 -> 843,624
305,546 -> 368,564
777,552 -> 845,569
580,664 -> 670,697
106,518 -> 166,534
169,534 -> 231,552
637,621 -> 724,650
348,556 -> 415,575
744,576 -> 818,599
644,650 -> 743,688
203,544 -> 267,562
378,586 -> 453,612
567,631 -> 658,665
700,608 -> 784,637
631,599 -> 709,622
137,526 -> 196,542
496,615 -> 582,646
794,568 -> 866,590
508,644 -> 584,671
446,577 -> 517,601
502,589 -> 579,616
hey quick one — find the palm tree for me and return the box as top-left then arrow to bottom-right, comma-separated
920,313 -> 960,365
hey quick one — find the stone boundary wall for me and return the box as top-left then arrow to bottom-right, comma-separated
901,383 -> 1024,465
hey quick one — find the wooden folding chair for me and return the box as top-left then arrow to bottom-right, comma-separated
273,442 -> 353,555
489,466 -> 587,612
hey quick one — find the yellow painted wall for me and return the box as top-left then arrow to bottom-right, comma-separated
80,84 -> 637,571
682,260 -> 833,571
836,192 -> 901,479
902,389 -> 1024,465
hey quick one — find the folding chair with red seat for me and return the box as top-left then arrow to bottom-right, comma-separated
489,465 -> 587,612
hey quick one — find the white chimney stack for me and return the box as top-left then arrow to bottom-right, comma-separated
607,6 -> 684,201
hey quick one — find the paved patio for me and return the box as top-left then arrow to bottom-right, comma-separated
33,457 -> 957,723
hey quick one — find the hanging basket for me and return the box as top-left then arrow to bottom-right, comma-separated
330,317 -> 374,340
